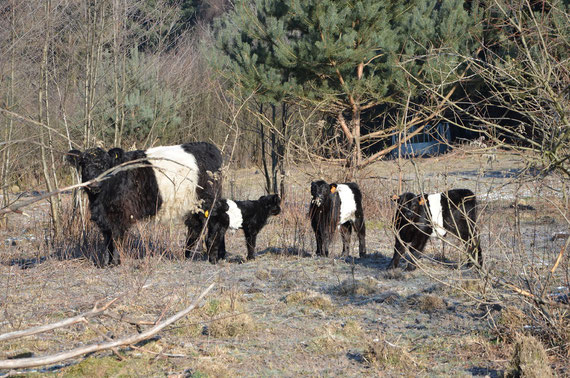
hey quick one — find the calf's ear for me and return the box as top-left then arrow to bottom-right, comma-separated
108,148 -> 125,163
65,149 -> 82,169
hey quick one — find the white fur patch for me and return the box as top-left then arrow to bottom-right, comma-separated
146,145 -> 199,224
226,200 -> 243,230
337,184 -> 357,224
427,193 -> 447,237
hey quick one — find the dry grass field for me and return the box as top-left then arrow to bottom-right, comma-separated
0,146 -> 568,376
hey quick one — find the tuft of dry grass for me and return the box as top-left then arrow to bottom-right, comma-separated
382,268 -> 405,280
284,290 -> 333,311
494,306 -> 527,342
202,291 -> 256,338
409,294 -> 446,313
507,334 -> 553,378
362,335 -> 415,370
208,312 -> 255,338
333,276 -> 381,296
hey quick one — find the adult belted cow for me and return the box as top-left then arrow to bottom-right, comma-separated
66,142 -> 222,266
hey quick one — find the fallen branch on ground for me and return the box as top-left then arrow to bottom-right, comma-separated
0,283 -> 215,370
0,297 -> 121,342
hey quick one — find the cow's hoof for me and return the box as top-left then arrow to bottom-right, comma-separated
404,264 -> 417,271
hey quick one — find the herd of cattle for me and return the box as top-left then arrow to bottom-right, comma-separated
66,142 -> 482,270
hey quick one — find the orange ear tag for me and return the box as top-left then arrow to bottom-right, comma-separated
418,198 -> 425,205
204,210 -> 209,218
391,194 -> 399,200
330,186 -> 336,193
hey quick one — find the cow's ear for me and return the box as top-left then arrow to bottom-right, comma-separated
108,148 -> 124,163
65,149 -> 82,169
330,184 -> 337,194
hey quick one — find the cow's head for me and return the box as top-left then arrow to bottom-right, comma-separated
66,148 -> 113,191
310,180 -> 335,207
107,147 -> 126,166
392,192 -> 423,223
259,194 -> 281,216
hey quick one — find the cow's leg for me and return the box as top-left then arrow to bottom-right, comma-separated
322,229 -> 332,257
101,230 -> 113,267
340,222 -> 352,257
406,233 -> 429,271
388,237 -> 406,269
100,228 -> 121,267
354,215 -> 366,257
184,213 -> 204,259
244,230 -> 258,260
205,224 -> 225,264
217,235 -> 227,261
207,217 -> 229,264
315,228 -> 324,257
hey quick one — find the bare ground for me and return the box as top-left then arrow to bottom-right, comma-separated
0,147 -> 568,376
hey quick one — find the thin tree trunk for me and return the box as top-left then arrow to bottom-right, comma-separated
39,0 -> 61,238
271,104 -> 278,194
259,104 -> 271,194
1,0 -> 16,228
112,0 -> 121,146
279,102 -> 287,199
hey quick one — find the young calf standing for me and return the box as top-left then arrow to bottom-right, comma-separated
388,189 -> 482,270
205,194 -> 281,262
309,180 -> 366,258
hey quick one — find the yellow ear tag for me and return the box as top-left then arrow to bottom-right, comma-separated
419,198 -> 425,205
391,194 -> 399,200
115,153 -> 119,159
330,186 -> 336,193
204,210 -> 209,218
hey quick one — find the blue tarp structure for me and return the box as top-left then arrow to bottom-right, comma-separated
391,122 -> 451,158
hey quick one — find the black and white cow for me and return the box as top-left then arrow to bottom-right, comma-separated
66,142 -> 222,266
309,180 -> 366,258
388,189 -> 482,271
204,194 -> 281,262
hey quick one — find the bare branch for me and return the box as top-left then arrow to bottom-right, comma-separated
0,283 -> 215,370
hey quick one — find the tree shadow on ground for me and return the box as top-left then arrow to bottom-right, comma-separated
466,366 -> 503,377
339,252 -> 392,270
257,246 -> 313,259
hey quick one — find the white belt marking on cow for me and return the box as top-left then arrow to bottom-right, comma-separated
337,184 -> 357,224
427,193 -> 447,237
147,145 -> 199,224
226,200 -> 243,230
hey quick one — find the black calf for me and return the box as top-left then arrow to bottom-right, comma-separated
388,189 -> 482,270
204,194 -> 281,263
309,180 -> 366,257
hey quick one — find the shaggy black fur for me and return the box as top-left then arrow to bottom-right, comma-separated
66,143 -> 222,267
204,194 -> 281,263
388,189 -> 482,270
309,180 -> 366,258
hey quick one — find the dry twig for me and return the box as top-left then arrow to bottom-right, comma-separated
0,283 -> 215,370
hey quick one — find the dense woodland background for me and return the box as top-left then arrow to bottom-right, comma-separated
0,0 -> 568,226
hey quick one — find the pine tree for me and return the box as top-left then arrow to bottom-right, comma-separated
213,0 -> 479,169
